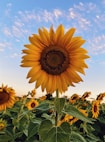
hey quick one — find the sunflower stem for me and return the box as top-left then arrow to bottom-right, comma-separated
55,90 -> 59,126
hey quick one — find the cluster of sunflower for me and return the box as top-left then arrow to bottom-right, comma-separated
0,24 -> 105,142
0,84 -> 105,142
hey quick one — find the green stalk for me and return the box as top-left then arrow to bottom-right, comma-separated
55,90 -> 59,126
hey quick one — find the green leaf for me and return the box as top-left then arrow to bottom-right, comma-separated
27,122 -> 39,140
39,119 -> 53,140
98,116 -> 105,124
35,103 -> 50,111
0,135 -> 12,142
63,104 -> 93,123
44,127 -> 69,142
14,132 -> 23,139
86,133 -> 102,142
39,120 -> 69,142
55,98 -> 65,113
70,131 -> 87,142
60,122 -> 71,134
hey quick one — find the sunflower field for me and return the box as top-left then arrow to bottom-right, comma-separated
1,24 -> 105,142
0,86 -> 105,142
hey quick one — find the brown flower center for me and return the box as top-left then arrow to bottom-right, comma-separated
31,102 -> 36,108
40,46 -> 69,75
94,105 -> 98,112
0,90 -> 9,104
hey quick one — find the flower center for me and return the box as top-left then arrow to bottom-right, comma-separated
94,105 -> 98,112
40,46 -> 69,75
0,90 -> 9,104
31,102 -> 36,108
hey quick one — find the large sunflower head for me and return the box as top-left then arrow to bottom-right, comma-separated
26,99 -> 39,110
0,84 -> 16,111
21,24 -> 89,93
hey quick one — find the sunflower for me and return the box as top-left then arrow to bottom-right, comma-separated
81,91 -> 91,101
96,93 -> 105,102
21,24 -> 89,93
69,93 -> 80,104
92,100 -> 100,118
39,95 -> 47,101
64,114 -> 78,125
30,88 -> 36,97
0,119 -> 7,131
26,99 -> 39,110
0,84 -> 15,111
79,108 -> 88,117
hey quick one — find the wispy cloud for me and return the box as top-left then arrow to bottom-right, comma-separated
10,52 -> 20,58
5,3 -> 12,17
0,42 -> 12,52
88,34 -> 105,55
1,1 -> 105,56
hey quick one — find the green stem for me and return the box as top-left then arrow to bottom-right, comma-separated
56,89 -> 59,98
55,90 -> 59,126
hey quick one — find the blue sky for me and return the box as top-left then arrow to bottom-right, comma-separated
0,0 -> 105,98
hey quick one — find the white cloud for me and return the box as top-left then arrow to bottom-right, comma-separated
3,27 -> 12,37
53,9 -> 63,18
0,42 -> 12,51
88,35 -> 105,54
10,53 -> 20,58
1,1 -> 105,56
5,3 -> 12,16
0,47 -> 4,52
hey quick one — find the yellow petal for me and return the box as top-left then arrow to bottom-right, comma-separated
60,73 -> 68,92
67,37 -> 85,49
20,61 -> 36,67
24,44 -> 42,52
22,54 -> 40,61
55,24 -> 64,44
46,75 -> 54,93
29,35 -> 45,48
49,25 -> 55,45
35,71 -> 47,89
38,28 -> 50,46
63,28 -> 75,47
41,73 -> 49,92
27,64 -> 41,78
22,49 -> 37,54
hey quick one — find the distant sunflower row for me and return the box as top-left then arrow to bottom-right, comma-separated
0,84 -> 105,120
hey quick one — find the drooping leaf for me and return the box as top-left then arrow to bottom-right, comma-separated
63,104 -> 93,123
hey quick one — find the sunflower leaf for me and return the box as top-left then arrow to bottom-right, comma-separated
54,98 -> 65,113
27,122 -> 39,140
35,103 -> 50,111
70,131 -> 87,142
63,104 -> 93,123
39,120 -> 69,142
